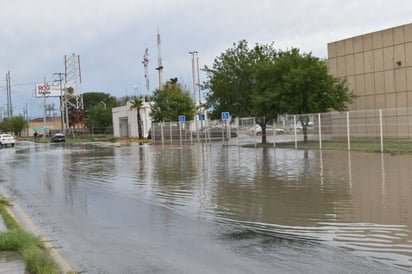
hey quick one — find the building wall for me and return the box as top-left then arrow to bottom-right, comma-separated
28,117 -> 62,137
112,102 -> 152,138
328,23 -> 412,110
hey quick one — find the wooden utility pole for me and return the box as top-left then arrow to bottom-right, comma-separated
6,71 -> 12,118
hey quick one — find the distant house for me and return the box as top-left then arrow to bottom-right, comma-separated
112,101 -> 152,138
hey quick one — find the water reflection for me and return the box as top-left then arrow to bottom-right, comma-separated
146,145 -> 412,269
1,142 -> 412,272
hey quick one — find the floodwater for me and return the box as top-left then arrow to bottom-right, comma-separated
0,141 -> 411,273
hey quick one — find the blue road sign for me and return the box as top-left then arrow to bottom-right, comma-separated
221,112 -> 230,121
198,114 -> 205,121
178,115 -> 186,122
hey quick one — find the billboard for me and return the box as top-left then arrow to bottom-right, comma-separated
35,82 -> 75,98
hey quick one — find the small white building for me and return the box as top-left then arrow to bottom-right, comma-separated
112,101 -> 152,138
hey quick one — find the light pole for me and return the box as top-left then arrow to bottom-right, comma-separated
189,51 -> 198,103
196,53 -> 201,105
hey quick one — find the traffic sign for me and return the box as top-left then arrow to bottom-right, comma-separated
178,115 -> 186,122
33,127 -> 49,133
221,112 -> 230,121
198,114 -> 205,121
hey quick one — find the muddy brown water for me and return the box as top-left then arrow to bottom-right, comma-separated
0,142 -> 411,273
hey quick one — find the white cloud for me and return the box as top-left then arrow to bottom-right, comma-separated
1,0 -> 411,117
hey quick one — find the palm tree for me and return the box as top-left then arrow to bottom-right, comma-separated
130,98 -> 144,139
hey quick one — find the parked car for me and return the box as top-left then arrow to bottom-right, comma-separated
198,127 -> 238,138
250,125 -> 285,135
0,134 -> 16,148
51,133 -> 65,142
289,121 -> 314,131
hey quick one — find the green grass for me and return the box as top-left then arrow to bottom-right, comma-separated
246,140 -> 412,154
0,197 -> 63,274
17,135 -> 152,144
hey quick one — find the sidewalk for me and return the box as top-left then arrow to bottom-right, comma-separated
0,215 -> 26,274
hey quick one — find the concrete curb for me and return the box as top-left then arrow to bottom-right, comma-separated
0,187 -> 76,274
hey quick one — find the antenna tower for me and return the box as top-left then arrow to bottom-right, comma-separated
142,48 -> 150,96
155,30 -> 164,90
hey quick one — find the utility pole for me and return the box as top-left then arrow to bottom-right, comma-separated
155,30 -> 164,90
196,53 -> 201,105
43,77 -> 47,127
23,103 -> 28,136
6,71 -> 12,118
54,72 -> 65,131
189,51 -> 198,103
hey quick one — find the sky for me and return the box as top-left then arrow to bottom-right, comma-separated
1,0 -> 412,118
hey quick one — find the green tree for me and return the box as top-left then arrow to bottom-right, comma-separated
205,40 -> 355,143
204,40 -> 278,142
79,92 -> 118,133
0,116 -> 27,136
150,78 -> 195,122
255,48 -> 355,142
130,98 -> 144,139
85,104 -> 113,134
82,92 -> 118,110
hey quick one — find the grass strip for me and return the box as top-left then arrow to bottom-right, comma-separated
0,196 -> 63,274
246,140 -> 412,154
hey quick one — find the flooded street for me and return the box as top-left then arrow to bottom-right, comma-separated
0,141 -> 411,273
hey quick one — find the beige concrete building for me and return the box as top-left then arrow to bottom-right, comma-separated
328,23 -> 412,110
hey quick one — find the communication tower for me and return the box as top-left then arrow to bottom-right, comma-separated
142,48 -> 150,96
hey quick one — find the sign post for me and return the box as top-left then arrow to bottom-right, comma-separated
178,115 -> 186,145
221,112 -> 230,144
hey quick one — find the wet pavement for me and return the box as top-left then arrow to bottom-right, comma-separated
0,141 -> 411,273
0,252 -> 26,274
0,214 -> 26,274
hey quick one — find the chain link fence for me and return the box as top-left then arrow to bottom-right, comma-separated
150,108 -> 412,152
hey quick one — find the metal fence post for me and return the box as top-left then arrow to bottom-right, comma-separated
379,109 -> 384,153
294,115 -> 298,149
346,111 -> 351,151
169,123 -> 173,145
179,123 -> 182,146
318,113 -> 322,150
161,122 -> 164,145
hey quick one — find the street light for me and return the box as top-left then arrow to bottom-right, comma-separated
189,51 -> 198,103
196,53 -> 201,105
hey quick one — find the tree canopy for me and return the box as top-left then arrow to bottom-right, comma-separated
0,116 -> 27,136
150,78 -> 195,122
82,92 -> 118,133
204,40 -> 278,120
204,40 -> 355,142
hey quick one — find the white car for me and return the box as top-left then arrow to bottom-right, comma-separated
0,134 -> 16,148
250,125 -> 285,135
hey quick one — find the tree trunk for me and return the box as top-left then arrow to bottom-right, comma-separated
303,125 -> 308,143
261,125 -> 267,144
137,109 -> 143,139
